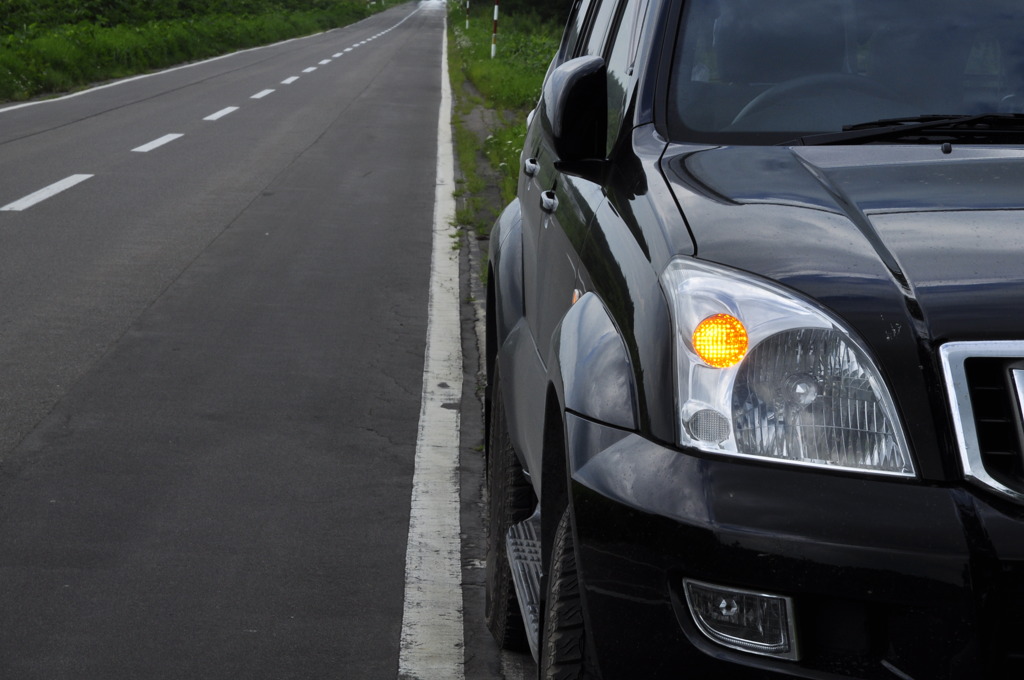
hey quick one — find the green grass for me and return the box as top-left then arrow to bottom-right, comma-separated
447,3 -> 559,232
462,28 -> 558,110
0,2 -> 377,102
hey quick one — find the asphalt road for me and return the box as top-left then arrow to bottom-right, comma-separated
0,2 -> 524,678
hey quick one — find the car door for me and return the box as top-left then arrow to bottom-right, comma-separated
521,0 -> 622,359
506,0 -> 624,482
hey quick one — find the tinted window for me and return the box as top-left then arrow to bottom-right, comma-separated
669,0 -> 1024,142
582,0 -> 620,57
559,0 -> 594,61
605,0 -> 650,151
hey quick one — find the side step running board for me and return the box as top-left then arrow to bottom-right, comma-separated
506,509 -> 543,661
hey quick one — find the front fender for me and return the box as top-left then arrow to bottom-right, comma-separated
552,292 -> 638,433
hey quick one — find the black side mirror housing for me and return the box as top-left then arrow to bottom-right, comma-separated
541,56 -> 608,180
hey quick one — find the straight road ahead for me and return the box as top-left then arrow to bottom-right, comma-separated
0,2 -> 495,678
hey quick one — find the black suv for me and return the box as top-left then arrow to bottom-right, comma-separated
485,1 -> 1024,678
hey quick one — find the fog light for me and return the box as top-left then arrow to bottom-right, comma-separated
686,409 -> 731,443
683,579 -> 798,660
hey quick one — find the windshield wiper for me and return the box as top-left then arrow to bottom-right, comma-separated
781,113 -> 1024,146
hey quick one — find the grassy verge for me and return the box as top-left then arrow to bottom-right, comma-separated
446,2 -> 560,240
0,1 -> 377,102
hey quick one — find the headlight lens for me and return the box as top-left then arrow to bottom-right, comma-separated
661,259 -> 914,476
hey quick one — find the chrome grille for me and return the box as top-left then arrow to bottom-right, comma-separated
940,342 -> 1024,502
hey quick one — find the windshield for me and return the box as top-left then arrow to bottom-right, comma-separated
669,0 -> 1024,143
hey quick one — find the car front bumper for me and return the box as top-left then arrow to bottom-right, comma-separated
567,414 -> 1024,679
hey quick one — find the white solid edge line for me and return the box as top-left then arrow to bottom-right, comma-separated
204,106 -> 239,121
132,133 -> 184,153
1,174 -> 94,211
398,13 -> 465,680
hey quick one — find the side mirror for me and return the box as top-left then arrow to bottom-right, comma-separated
541,56 -> 608,178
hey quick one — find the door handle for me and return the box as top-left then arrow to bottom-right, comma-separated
541,190 -> 558,214
524,158 -> 540,177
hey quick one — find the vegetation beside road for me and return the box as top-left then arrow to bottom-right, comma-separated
447,1 -> 560,237
0,0 -> 380,102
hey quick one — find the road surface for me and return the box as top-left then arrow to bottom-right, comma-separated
0,2 -> 526,678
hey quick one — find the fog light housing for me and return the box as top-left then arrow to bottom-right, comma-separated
683,579 -> 798,660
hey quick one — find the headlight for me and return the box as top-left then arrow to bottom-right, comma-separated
660,259 -> 914,477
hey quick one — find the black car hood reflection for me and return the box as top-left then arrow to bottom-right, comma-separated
663,144 -> 1024,342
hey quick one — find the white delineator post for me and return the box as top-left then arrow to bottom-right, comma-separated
491,0 -> 499,58
466,1 -> 470,30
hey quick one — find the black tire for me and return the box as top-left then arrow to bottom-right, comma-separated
484,369 -> 535,650
540,507 -> 592,680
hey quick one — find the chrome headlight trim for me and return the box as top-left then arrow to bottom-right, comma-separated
660,258 -> 915,477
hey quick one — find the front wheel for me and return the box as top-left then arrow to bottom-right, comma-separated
484,369 -> 534,650
540,507 -> 593,679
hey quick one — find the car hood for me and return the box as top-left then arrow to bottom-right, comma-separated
662,144 -> 1024,344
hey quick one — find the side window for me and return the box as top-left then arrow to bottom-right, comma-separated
582,0 -> 620,57
558,0 -> 595,62
605,0 -> 650,152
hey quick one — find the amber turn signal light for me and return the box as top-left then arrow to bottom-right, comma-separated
693,313 -> 748,368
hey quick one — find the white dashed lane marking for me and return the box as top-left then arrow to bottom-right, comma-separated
132,134 -> 184,153
204,106 -> 239,121
0,10 -> 420,218
1,174 -> 94,212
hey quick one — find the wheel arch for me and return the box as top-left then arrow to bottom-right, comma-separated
486,198 -> 524,384
486,199 -> 524,449
540,291 -> 640,569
